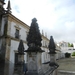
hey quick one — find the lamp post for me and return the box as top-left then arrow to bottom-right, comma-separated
48,36 -> 59,75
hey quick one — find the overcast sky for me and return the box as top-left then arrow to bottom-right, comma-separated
5,0 -> 75,43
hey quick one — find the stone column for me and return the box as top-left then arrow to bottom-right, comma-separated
50,54 -> 56,75
50,54 -> 56,63
27,52 -> 42,75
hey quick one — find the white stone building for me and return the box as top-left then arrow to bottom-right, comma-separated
0,0 -> 51,75
0,1 -> 61,75
57,41 -> 75,58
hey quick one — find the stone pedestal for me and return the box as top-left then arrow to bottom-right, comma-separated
50,54 -> 56,63
50,54 -> 56,75
27,52 -> 42,75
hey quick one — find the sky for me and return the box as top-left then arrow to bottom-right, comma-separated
4,0 -> 75,43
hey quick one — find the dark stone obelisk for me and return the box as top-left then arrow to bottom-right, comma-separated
48,36 -> 59,75
25,18 -> 44,75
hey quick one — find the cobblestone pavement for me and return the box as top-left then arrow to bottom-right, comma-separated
56,58 -> 75,75
10,58 -> 75,75
57,58 -> 75,71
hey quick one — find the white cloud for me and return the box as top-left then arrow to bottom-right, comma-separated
4,0 -> 75,43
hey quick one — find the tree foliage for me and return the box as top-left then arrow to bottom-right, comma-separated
68,43 -> 74,47
70,43 -> 73,47
68,43 -> 70,47
72,52 -> 75,56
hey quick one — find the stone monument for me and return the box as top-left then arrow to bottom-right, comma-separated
14,40 -> 25,75
25,18 -> 44,75
48,36 -> 59,75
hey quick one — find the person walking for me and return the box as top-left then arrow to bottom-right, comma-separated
23,60 -> 27,75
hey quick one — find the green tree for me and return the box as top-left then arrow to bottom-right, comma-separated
70,43 -> 73,47
68,43 -> 74,47
72,52 -> 75,56
68,43 -> 70,47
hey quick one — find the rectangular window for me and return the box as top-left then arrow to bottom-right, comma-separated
15,29 -> 20,39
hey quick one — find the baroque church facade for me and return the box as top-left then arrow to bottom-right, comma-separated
0,0 -> 51,75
